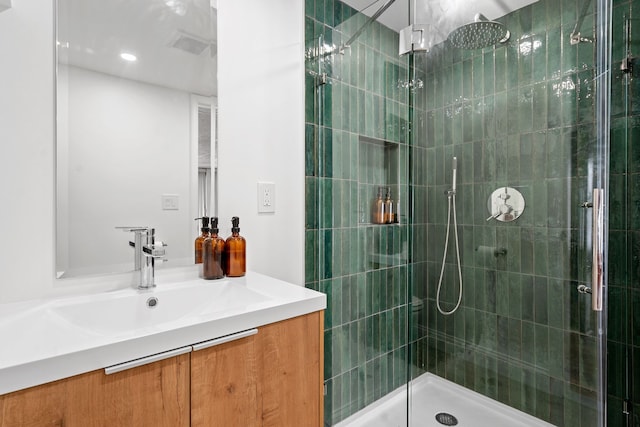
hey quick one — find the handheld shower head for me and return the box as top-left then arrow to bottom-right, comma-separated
452,157 -> 457,193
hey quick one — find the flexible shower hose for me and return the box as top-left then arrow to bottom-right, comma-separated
436,191 -> 463,315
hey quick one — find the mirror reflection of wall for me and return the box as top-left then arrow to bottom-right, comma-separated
55,0 -> 216,278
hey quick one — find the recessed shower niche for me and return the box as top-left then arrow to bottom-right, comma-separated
358,135 -> 408,270
358,136 -> 406,226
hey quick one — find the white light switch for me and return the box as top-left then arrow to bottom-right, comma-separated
161,194 -> 179,210
257,182 -> 275,213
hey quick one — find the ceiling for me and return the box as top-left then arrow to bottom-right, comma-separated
57,0 -> 538,95
341,0 -> 539,46
57,0 -> 217,96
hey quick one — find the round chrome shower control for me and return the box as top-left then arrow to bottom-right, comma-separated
487,187 -> 525,222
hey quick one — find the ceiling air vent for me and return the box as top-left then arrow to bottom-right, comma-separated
170,31 -> 210,56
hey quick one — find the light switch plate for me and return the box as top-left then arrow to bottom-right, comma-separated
161,194 -> 179,210
257,182 -> 275,213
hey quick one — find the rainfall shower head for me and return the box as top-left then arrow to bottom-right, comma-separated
447,13 -> 510,49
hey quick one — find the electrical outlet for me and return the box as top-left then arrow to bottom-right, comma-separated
257,182 -> 275,213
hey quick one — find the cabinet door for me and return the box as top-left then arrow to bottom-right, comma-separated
0,381 -> 65,427
191,332 -> 261,427
259,311 -> 323,427
0,353 -> 190,427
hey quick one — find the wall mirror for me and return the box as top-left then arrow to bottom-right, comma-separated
56,0 -> 217,278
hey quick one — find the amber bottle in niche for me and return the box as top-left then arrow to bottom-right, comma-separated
203,217 -> 225,280
194,217 -> 210,264
371,187 -> 385,224
224,216 -> 246,277
384,188 -> 394,224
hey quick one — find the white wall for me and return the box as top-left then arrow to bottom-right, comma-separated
217,0 -> 305,286
0,0 -> 56,302
0,0 -> 304,304
60,65 -> 193,275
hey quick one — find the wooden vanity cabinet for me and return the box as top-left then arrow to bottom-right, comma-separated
0,311 -> 323,427
191,311 -> 324,427
0,353 -> 190,427
191,329 -> 261,426
258,311 -> 323,426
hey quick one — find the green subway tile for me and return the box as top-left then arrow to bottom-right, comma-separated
320,279 -> 333,328
305,73 -> 317,124
546,127 -> 571,178
472,100 -> 484,142
562,77 -> 577,128
506,43 -> 520,90
531,35 -> 547,83
522,321 -> 535,365
452,61 -> 463,101
463,100 -> 473,143
331,277 -> 343,327
507,88 -> 519,135
518,41 -> 533,86
494,91 -> 508,137
463,59 -> 473,99
534,276 -> 549,325
534,373 -> 550,421
508,274 -> 522,319
305,229 -> 318,283
495,272 -> 509,317
518,86 -> 534,133
578,334 -> 597,390
508,363 -> 523,410
473,55 -> 484,98
521,275 -> 534,322
549,378 -> 564,424
314,0 -> 324,23
494,46 -> 507,93
547,29 -> 562,79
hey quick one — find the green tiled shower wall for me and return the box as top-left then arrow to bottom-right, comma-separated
304,0 -> 412,424
306,0 -> 638,426
609,0 -> 640,426
409,0 -> 603,426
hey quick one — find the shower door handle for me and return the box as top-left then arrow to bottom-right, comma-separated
591,188 -> 604,312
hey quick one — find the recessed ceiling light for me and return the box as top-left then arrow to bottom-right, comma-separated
120,52 -> 137,62
165,0 -> 186,16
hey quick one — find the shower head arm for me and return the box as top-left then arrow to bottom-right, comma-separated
343,0 -> 396,49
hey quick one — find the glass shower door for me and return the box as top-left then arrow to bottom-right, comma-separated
304,1 -> 413,425
407,0 -> 609,426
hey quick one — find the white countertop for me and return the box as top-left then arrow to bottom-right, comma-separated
0,271 -> 326,395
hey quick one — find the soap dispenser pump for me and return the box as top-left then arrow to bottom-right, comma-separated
224,216 -> 246,277
194,217 -> 210,264
203,217 -> 225,280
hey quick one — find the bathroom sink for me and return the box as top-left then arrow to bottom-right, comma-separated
49,280 -> 270,335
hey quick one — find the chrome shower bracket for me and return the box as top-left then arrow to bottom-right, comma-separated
399,24 -> 443,55
570,31 -> 594,45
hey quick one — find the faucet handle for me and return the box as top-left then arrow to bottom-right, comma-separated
143,241 -> 167,257
142,246 -> 166,257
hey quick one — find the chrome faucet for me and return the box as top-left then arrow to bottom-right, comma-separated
116,227 -> 167,289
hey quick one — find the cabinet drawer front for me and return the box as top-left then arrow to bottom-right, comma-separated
192,328 -> 258,351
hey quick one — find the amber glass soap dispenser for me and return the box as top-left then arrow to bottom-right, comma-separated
371,187 -> 385,224
203,217 -> 225,280
224,216 -> 246,277
194,216 -> 210,264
